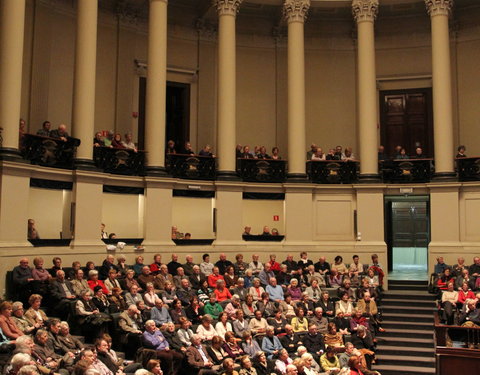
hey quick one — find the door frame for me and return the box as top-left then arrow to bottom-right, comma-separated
384,195 -> 431,272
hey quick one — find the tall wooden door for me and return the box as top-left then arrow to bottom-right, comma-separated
380,88 -> 433,158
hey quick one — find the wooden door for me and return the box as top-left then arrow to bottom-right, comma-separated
380,88 -> 433,158
391,201 -> 429,248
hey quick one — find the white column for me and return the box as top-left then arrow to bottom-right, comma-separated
284,0 -> 310,181
72,0 -> 98,168
352,0 -> 380,181
214,0 -> 243,180
425,0 -> 456,179
0,0 -> 26,159
145,0 -> 168,175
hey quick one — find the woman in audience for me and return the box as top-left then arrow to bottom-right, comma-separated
242,294 -> 256,319
107,287 -> 127,313
253,351 -> 276,375
0,301 -> 24,340
291,307 -> 308,334
457,281 -> 476,308
24,294 -> 47,328
332,256 -> 348,276
287,278 -> 302,301
196,314 -> 217,342
186,295 -> 204,325
111,133 -> 125,149
249,278 -> 265,302
91,286 -> 110,313
214,279 -> 233,306
350,309 -> 369,335
87,270 -> 109,295
116,254 -> 129,278
84,261 -> 96,275
336,292 -> 354,317
31,257 -> 51,282
71,268 -> 89,297
144,282 -> 161,308
75,290 -> 110,341
169,298 -> 187,324
123,269 -> 143,292
239,355 -> 258,375
356,277 -> 378,301
223,331 -> 244,360
278,293 -> 296,320
437,268 -> 455,291
242,331 -> 261,357
268,309 -> 287,335
317,291 -> 335,319
197,279 -> 212,305
104,269 -> 122,294
441,282 -> 458,325
176,316 -> 194,350
305,278 -> 322,304
224,266 -> 238,290
256,292 -> 276,318
133,255 -> 145,277
207,335 -> 229,366
200,253 -> 215,276
204,294 -> 223,320
244,269 -> 255,289
319,346 -> 341,373
324,322 -> 345,348
271,147 -> 281,160
215,311 -> 233,339
11,301 -> 37,335
333,311 -> 351,336
233,309 -> 249,338
162,280 -> 177,306
328,269 -> 343,288
297,292 -> 315,315
146,359 -> 163,375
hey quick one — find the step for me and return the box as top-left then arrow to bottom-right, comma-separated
378,328 -> 433,339
382,312 -> 434,323
377,345 -> 434,357
381,304 -> 435,313
381,320 -> 434,330
376,354 -> 435,367
388,284 -> 429,291
381,300 -> 435,308
377,336 -> 434,348
383,290 -> 435,299
372,364 -> 435,375
388,280 -> 429,286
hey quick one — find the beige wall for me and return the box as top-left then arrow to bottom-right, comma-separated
242,199 -> 285,235
171,196 -> 214,238
101,193 -> 144,238
27,188 -> 65,239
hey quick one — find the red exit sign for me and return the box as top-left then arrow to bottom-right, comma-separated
273,215 -> 279,221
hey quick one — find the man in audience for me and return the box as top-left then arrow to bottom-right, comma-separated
183,255 -> 196,276
173,267 -> 188,289
167,254 -> 182,276
434,257 -> 450,275
261,226 -> 271,236
249,309 -> 268,337
314,256 -> 330,276
279,324 -> 302,356
138,266 -> 156,291
308,307 -> 328,334
12,258 -> 34,302
242,226 -> 252,236
49,124 -> 69,141
207,267 -> 224,288
121,132 -> 137,151
49,270 -> 76,319
155,264 -> 174,291
151,299 -> 172,328
469,257 -> 480,280
378,145 -> 386,161
49,257 -> 63,278
27,219 -> 40,240
186,334 -> 217,374
94,131 -> 105,147
266,277 -> 284,303
215,253 -> 233,275
150,254 -> 163,275
282,254 -> 298,274
189,265 -> 207,290
249,254 -> 263,276
259,263 -> 275,287
302,324 -> 325,361
37,121 -> 51,137
99,254 -> 119,280
177,279 -> 196,306
118,304 -> 143,358
306,143 -> 317,160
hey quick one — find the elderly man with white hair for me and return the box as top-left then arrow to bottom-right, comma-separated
186,334 -> 218,374
118,304 -> 143,358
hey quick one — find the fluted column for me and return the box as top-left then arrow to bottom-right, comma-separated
284,0 -> 310,181
0,0 -> 26,159
214,0 -> 242,180
353,0 -> 380,182
145,0 -> 168,175
425,0 -> 456,179
72,0 -> 98,168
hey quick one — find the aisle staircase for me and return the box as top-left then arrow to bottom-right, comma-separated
372,279 -> 436,375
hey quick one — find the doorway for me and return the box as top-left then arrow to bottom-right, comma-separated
380,88 -> 433,158
137,78 -> 191,151
384,195 -> 430,274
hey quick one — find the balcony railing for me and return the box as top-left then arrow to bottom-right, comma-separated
456,157 -> 480,182
166,154 -> 217,180
22,133 -> 80,169
237,158 -> 287,183
380,158 -> 433,183
307,160 -> 359,184
93,146 -> 146,176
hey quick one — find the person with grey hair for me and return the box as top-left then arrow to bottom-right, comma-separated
275,348 -> 293,374
189,264 -> 207,290
9,352 -> 32,372
11,301 -> 37,335
17,365 -> 39,375
232,278 -> 248,301
186,333 -> 218,374
261,326 -> 282,359
249,278 -> 265,302
49,269 -> 76,319
57,321 -> 84,354
32,329 -> 70,375
248,254 -> 264,276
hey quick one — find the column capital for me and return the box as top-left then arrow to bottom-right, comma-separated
352,0 -> 379,23
425,0 -> 454,17
283,0 -> 310,24
214,0 -> 243,17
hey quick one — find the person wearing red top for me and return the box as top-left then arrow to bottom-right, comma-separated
87,269 -> 110,295
269,254 -> 281,273
437,268 -> 454,291
457,281 -> 475,307
149,254 -> 163,275
207,266 -> 225,288
347,355 -> 365,375
213,279 -> 232,304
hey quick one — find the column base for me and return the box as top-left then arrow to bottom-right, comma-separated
432,171 -> 457,182
286,173 -> 309,183
74,158 -> 99,171
217,170 -> 240,181
146,166 -> 169,177
358,173 -> 382,183
0,147 -> 24,162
